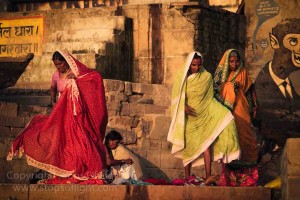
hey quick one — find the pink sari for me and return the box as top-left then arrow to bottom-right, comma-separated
7,51 -> 108,181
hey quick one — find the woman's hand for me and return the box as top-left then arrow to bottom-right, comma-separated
185,104 -> 197,117
66,73 -> 76,79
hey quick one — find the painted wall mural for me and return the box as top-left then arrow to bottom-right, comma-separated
252,0 -> 280,56
246,0 -> 300,139
0,16 -> 44,57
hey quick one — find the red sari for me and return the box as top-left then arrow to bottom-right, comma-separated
7,51 -> 108,181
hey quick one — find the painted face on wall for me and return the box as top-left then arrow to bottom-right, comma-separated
283,33 -> 300,68
189,58 -> 202,74
229,56 -> 240,71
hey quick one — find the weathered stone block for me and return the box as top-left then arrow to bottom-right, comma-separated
161,141 -> 172,150
163,30 -> 195,56
1,159 -> 23,183
165,56 -> 186,86
0,126 -> 11,138
0,184 -> 28,200
131,83 -> 153,94
160,150 -> 183,169
149,84 -> 171,106
161,168 -> 185,180
129,104 -> 146,116
137,98 -> 154,104
18,105 -> 52,117
148,140 -> 161,150
115,116 -> 133,127
144,104 -> 167,114
120,102 -> 130,116
106,127 -> 137,145
76,53 -> 96,69
137,34 -> 151,58
128,94 -> 143,103
0,115 -> 25,128
282,176 -> 300,200
124,81 -> 132,95
146,149 -> 161,168
162,8 -> 190,30
106,101 -> 121,112
103,79 -> 124,92
0,138 -> 14,159
24,117 -> 34,127
142,168 -> 170,180
135,118 -> 152,139
29,185 -> 126,200
282,138 -> 300,176
0,102 -> 18,117
137,7 -> 150,31
0,140 -> 8,159
149,115 -> 171,140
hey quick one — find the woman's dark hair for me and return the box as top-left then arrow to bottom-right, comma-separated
193,53 -> 202,60
105,130 -> 123,146
229,50 -> 241,60
52,51 -> 66,61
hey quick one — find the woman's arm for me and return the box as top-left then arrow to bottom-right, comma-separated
105,146 -> 133,167
50,84 -> 57,106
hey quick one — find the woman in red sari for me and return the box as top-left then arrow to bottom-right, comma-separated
214,49 -> 259,186
7,51 -> 108,183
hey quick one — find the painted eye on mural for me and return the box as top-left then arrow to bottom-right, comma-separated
289,37 -> 298,46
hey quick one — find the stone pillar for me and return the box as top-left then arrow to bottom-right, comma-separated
281,138 -> 300,200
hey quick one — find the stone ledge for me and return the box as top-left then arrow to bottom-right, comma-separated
0,184 -> 272,200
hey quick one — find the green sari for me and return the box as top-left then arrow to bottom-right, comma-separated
168,51 -> 240,167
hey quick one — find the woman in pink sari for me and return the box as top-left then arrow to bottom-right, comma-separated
7,51 -> 108,183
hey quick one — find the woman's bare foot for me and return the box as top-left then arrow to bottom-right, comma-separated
204,175 -> 220,186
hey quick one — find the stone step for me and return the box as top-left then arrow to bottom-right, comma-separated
0,95 -> 51,106
0,184 -> 271,200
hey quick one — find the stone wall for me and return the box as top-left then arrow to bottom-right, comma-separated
123,4 -> 245,84
0,3 -> 245,88
0,8 -> 132,89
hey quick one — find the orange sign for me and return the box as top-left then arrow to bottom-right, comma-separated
0,16 -> 44,57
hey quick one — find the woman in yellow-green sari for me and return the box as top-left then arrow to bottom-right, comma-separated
167,51 -> 240,185
214,49 -> 259,186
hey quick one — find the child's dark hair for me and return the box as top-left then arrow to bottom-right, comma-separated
105,130 -> 123,146
52,51 -> 66,61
